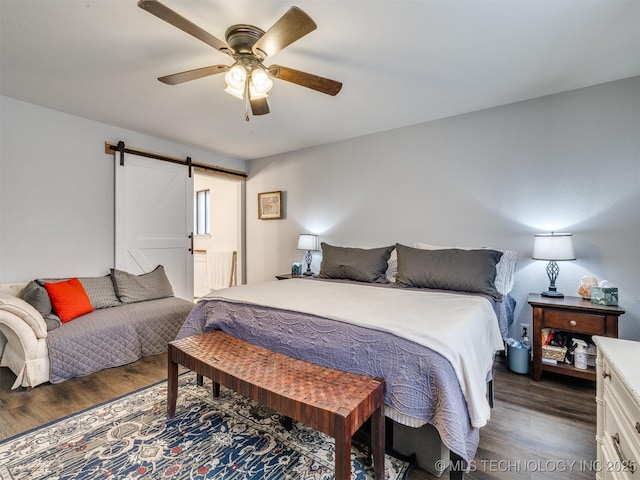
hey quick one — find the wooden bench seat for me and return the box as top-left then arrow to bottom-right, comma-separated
167,331 -> 386,480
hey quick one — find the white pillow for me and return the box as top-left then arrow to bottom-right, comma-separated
0,293 -> 48,338
493,249 -> 517,295
412,242 -> 517,295
385,248 -> 398,282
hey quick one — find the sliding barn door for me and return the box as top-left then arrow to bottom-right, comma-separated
115,152 -> 193,300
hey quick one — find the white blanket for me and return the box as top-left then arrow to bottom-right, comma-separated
206,279 -> 505,428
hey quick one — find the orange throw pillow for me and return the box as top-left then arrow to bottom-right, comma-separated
44,278 -> 93,323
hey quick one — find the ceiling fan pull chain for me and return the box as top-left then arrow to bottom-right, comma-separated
244,75 -> 251,121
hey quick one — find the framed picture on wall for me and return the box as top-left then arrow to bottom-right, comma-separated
258,191 -> 282,220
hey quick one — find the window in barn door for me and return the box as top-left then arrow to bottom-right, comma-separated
195,189 -> 210,235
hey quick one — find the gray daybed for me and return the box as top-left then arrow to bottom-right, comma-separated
0,266 -> 194,389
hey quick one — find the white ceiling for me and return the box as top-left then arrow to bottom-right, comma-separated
1,1 -> 638,160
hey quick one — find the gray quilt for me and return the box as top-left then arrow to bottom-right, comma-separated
47,297 -> 194,384
178,296 -> 502,464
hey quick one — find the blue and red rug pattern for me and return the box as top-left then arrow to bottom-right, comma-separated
0,373 -> 412,479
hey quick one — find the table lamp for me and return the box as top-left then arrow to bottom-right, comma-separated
297,234 -> 319,276
532,232 -> 576,298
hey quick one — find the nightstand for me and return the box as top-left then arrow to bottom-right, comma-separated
528,294 -> 625,382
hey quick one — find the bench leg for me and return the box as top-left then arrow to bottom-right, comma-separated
167,355 -> 178,419
212,381 -> 220,398
372,405 -> 385,480
334,422 -> 351,480
282,416 -> 293,430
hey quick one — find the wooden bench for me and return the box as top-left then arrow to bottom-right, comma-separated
167,331 -> 386,480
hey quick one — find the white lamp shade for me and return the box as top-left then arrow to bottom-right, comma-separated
297,234 -> 319,251
250,69 -> 273,98
225,64 -> 247,88
532,233 -> 576,261
224,64 -> 247,99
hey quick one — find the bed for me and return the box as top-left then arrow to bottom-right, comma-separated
178,242 -> 516,476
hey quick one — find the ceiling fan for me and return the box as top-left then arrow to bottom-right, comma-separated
138,0 -> 343,120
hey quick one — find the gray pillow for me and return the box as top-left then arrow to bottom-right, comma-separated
22,280 -> 52,316
110,265 -> 174,304
35,275 -> 121,310
44,313 -> 62,331
21,281 -> 62,331
318,243 -> 395,283
77,276 -> 122,309
395,243 -> 504,300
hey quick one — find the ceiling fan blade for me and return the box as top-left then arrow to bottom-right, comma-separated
269,65 -> 342,96
158,65 -> 230,85
250,97 -> 270,116
252,7 -> 317,59
138,0 -> 234,55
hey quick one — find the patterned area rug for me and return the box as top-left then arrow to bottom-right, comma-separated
0,373 -> 413,479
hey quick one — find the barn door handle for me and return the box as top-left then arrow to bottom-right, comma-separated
188,232 -> 193,254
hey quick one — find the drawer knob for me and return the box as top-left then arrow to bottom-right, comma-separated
611,433 -> 637,473
569,320 -> 577,327
636,421 -> 640,434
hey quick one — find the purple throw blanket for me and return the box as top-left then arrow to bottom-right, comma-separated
178,298 -> 481,464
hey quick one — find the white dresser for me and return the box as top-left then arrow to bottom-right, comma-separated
594,336 -> 640,480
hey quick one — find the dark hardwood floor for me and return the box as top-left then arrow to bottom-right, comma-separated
0,355 -> 597,479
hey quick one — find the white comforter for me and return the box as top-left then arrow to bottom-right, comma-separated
206,279 -> 505,428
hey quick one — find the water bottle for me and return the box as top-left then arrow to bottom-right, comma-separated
573,339 -> 588,370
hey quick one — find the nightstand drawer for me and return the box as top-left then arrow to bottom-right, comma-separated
543,310 -> 605,335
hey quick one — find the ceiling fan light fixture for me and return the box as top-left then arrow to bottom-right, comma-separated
248,87 -> 267,100
250,68 -> 273,96
224,84 -> 245,99
139,1 -> 342,117
224,64 -> 247,98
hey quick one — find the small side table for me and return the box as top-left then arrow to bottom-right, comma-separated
528,294 -> 624,381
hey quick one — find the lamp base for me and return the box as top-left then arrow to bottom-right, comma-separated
542,262 -> 564,298
541,290 -> 564,298
303,250 -> 313,277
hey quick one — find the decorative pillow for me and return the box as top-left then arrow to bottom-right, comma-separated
110,265 -> 174,304
413,242 -> 517,295
21,281 -> 63,331
36,276 -> 121,310
22,280 -> 53,317
318,243 -> 395,283
44,278 -> 94,323
385,248 -> 398,283
0,293 -> 48,339
395,243 -> 504,300
493,249 -> 517,295
77,276 -> 121,309
44,313 -> 62,332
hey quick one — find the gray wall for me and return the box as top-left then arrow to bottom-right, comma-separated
0,96 -> 245,282
2,78 -> 638,341
246,77 -> 640,341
